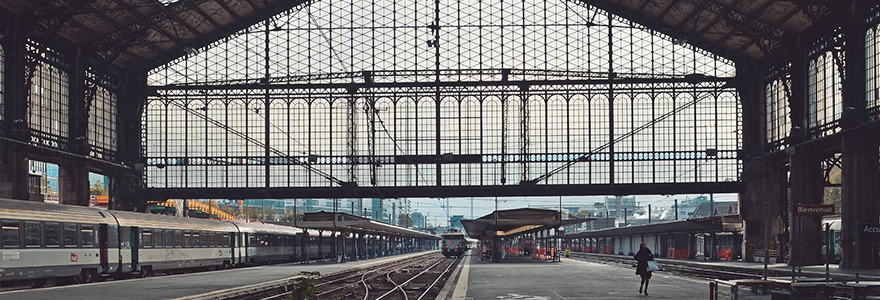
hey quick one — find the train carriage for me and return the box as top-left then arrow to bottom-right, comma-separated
0,199 -> 110,286
229,221 -> 300,265
107,209 -> 238,277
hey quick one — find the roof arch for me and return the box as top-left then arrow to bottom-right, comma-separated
0,1 -> 845,69
149,0 -> 735,85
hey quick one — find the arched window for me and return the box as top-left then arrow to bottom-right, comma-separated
87,84 -> 117,158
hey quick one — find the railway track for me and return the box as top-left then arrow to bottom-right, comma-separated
314,252 -> 458,300
247,252 -> 458,300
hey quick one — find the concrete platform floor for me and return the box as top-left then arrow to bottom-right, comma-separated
0,252 -> 430,300
443,252 -> 710,300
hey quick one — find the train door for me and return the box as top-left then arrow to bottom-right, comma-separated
130,227 -> 139,272
227,232 -> 235,266
99,224 -> 109,273
243,232 -> 250,264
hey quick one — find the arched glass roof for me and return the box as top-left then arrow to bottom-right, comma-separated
149,0 -> 734,85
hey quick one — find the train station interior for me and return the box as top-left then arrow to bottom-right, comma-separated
1,0 -> 880,299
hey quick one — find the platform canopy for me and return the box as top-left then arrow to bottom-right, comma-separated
562,215 -> 743,239
461,208 -> 593,239
276,211 -> 439,240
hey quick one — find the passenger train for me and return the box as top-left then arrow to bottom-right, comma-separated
440,230 -> 474,258
0,198 -> 350,287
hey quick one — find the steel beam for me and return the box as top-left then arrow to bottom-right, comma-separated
149,76 -> 732,94
141,181 -> 742,200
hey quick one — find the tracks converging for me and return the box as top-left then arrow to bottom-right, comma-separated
255,252 -> 461,300
316,252 -> 459,300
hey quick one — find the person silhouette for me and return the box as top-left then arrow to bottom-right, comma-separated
633,242 -> 654,296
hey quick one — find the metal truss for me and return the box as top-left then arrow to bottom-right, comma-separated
143,0 -> 743,197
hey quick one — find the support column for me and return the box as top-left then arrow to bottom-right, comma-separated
737,59 -> 787,263
0,148 -> 28,200
787,45 -> 825,266
840,1 -> 880,269
338,231 -> 346,263
354,232 -> 360,261
59,45 -> 89,207
0,16 -> 29,200
113,71 -> 148,211
317,230 -> 324,262
58,160 -> 89,206
788,143 -> 826,265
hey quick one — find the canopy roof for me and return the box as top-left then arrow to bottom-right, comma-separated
461,208 -> 593,239
0,0 -> 849,70
562,215 -> 743,239
276,211 -> 439,240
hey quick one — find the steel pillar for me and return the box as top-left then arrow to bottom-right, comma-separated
840,1 -> 880,269
0,17 -> 29,200
787,45 -> 825,266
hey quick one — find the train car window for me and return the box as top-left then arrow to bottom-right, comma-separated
164,229 -> 174,248
45,222 -> 60,247
222,233 -> 230,247
183,231 -> 192,247
1,220 -> 20,248
81,225 -> 96,247
63,223 -> 78,247
142,230 -> 152,248
192,231 -> 200,247
24,221 -> 41,247
174,230 -> 182,247
153,230 -> 163,248
207,232 -> 215,247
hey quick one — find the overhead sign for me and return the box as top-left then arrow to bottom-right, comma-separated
795,204 -> 835,216
861,224 -> 880,236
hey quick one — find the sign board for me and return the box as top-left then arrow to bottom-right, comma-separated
795,204 -> 835,216
861,224 -> 880,236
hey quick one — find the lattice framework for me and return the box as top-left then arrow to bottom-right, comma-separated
144,0 -> 742,193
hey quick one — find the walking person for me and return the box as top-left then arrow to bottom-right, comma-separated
634,242 -> 654,296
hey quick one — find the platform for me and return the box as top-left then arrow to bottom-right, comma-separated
440,251 -> 711,300
656,255 -> 880,281
0,252 -> 432,300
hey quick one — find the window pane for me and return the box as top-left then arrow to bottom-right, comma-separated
63,224 -> 78,247
45,222 -> 60,247
153,230 -> 163,248
142,230 -> 152,248
183,231 -> 192,247
174,230 -> 182,247
1,221 -> 20,248
24,222 -> 41,247
164,229 -> 174,248
81,225 -> 95,247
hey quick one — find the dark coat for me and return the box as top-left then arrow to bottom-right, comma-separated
634,247 -> 654,279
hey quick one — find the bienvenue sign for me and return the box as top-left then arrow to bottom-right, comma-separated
795,204 -> 835,216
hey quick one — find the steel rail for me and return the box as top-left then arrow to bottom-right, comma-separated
315,254 -> 441,298
374,257 -> 447,300
417,255 -> 461,300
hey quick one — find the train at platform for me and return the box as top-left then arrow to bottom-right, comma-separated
0,198 -> 356,287
440,230 -> 473,258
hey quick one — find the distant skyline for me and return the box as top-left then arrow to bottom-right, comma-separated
406,193 -> 737,227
